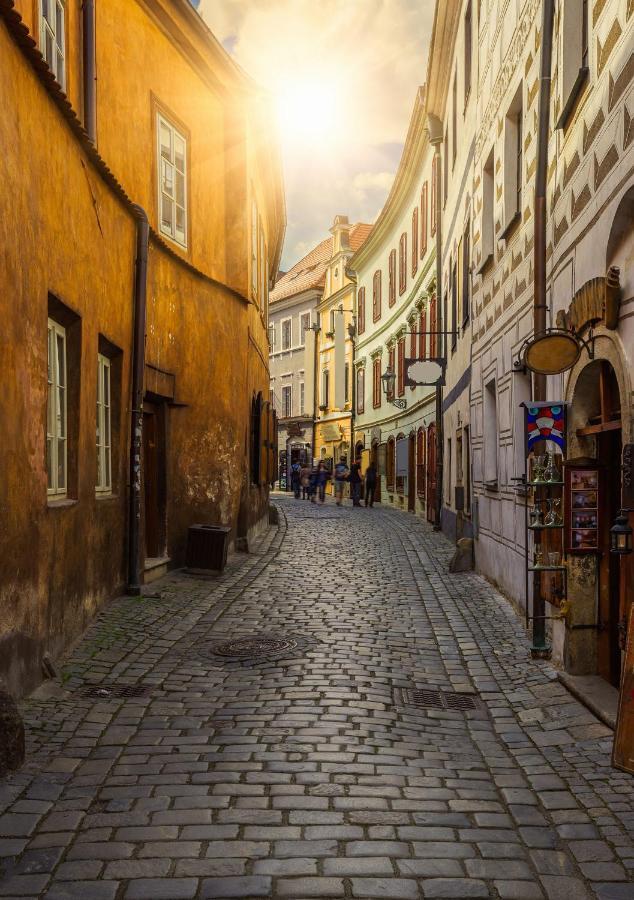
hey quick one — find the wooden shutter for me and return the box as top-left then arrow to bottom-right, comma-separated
373,271 -> 381,321
421,182 -> 428,257
389,250 -> 396,306
397,338 -> 405,396
357,287 -> 366,334
412,209 -> 418,276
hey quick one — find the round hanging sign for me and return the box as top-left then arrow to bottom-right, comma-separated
523,330 -> 581,376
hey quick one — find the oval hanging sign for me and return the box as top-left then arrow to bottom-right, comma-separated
522,330 -> 581,376
404,358 -> 445,386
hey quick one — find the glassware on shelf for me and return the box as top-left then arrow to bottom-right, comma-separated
531,454 -> 546,482
543,452 -> 561,483
544,498 -> 562,526
548,551 -> 561,567
529,503 -> 543,527
534,546 -> 544,567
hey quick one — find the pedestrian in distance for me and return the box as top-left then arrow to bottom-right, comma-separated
349,458 -> 362,506
334,456 -> 349,506
300,462 -> 311,499
364,461 -> 377,507
317,460 -> 330,504
308,462 -> 320,502
290,461 -> 301,499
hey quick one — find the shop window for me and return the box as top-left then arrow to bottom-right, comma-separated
39,0 -> 65,88
157,113 -> 188,248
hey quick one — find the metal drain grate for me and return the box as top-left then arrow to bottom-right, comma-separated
400,687 -> 479,712
210,636 -> 298,659
80,683 -> 152,699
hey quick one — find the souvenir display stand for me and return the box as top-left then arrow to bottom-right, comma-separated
521,402 -> 568,629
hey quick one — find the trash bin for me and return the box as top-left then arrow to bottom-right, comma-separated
186,524 -> 231,574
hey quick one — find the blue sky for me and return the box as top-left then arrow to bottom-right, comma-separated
199,0 -> 434,270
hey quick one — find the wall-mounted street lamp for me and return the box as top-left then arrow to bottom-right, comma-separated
610,509 -> 633,555
381,365 -> 407,410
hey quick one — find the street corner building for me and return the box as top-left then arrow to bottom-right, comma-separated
0,0 -> 285,701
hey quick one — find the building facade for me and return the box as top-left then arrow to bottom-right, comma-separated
351,90 -> 438,517
0,0 -> 284,698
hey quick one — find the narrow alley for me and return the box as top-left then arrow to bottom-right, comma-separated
0,498 -> 632,900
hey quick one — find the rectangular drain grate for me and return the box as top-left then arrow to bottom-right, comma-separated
400,687 -> 480,712
80,683 -> 153,699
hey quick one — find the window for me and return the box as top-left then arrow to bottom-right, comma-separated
397,337 -> 405,397
431,157 -> 437,237
420,182 -> 428,257
345,362 -> 350,404
462,222 -> 470,325
268,323 -> 276,350
484,378 -> 498,485
281,318 -> 292,351
322,369 -> 330,408
356,368 -> 365,414
452,74 -> 457,168
282,385 -> 292,418
464,1 -> 472,103
357,287 -> 366,334
429,293 -> 438,357
47,319 -> 67,495
411,208 -> 419,276
387,346 -> 395,400
502,82 -> 523,236
399,233 -> 407,295
451,258 -> 458,351
373,358 -> 382,408
96,354 -> 111,493
388,250 -> 396,306
410,322 -> 417,359
300,313 -> 311,344
480,147 -> 494,270
419,308 -> 427,360
417,428 -> 426,498
300,382 -> 305,416
373,270 -> 382,321
39,0 -> 65,87
157,114 -> 187,248
556,0 -> 590,129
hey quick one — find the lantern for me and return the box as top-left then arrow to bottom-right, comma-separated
610,511 -> 633,555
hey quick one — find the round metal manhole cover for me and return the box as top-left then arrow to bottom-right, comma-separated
210,636 -> 298,659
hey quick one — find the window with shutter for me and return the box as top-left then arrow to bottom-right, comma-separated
373,358 -> 382,408
357,287 -> 366,334
356,368 -> 365,414
397,338 -> 405,396
419,309 -> 426,360
411,208 -> 418,276
399,233 -> 407,295
388,250 -> 396,306
421,182 -> 428,257
387,346 -> 395,400
429,293 -> 438,358
430,158 -> 437,237
373,271 -> 382,322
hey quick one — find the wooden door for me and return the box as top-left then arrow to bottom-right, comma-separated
371,442 -> 381,503
598,429 -> 622,686
408,433 -> 416,511
426,424 -> 437,523
142,401 -> 166,560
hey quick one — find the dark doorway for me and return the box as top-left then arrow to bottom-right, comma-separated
371,441 -> 381,504
143,399 -> 167,561
408,433 -> 416,511
599,427 -> 622,687
426,423 -> 437,523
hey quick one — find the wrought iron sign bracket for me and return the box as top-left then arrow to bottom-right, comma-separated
389,398 -> 408,410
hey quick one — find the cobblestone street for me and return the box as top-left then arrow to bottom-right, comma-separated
1,496 -> 633,899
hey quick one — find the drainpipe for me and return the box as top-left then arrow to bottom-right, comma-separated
127,206 -> 149,595
532,0 -> 555,653
427,114 -> 444,532
82,0 -> 97,144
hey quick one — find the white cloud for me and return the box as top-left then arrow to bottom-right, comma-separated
199,0 -> 434,269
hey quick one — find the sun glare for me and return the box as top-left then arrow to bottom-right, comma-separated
276,78 -> 342,147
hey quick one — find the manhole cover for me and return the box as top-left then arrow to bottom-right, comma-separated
210,636 -> 298,659
80,683 -> 153,699
399,687 -> 480,712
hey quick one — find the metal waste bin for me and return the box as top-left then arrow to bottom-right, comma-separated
186,524 -> 231,574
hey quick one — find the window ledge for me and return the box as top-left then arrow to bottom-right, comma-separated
555,67 -> 589,131
96,493 -> 119,502
476,252 -> 493,276
500,211 -> 521,242
47,498 -> 78,509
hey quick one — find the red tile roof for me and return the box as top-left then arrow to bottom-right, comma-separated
271,223 -> 373,303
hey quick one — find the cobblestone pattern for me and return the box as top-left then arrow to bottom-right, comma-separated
0,496 -> 632,899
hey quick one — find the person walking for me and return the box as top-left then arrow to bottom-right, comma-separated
349,459 -> 362,507
290,461 -> 301,499
333,456 -> 349,507
308,462 -> 319,503
316,461 -> 330,504
300,462 -> 311,500
364,461 -> 377,507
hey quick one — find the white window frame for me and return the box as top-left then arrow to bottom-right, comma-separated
157,113 -> 188,249
281,317 -> 292,351
268,322 -> 276,350
96,354 -> 112,493
300,381 -> 305,416
39,0 -> 65,89
282,384 -> 292,418
300,312 -> 311,345
47,318 -> 67,496
502,83 -> 523,235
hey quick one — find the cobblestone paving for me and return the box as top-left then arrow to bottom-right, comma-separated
1,496 -> 633,899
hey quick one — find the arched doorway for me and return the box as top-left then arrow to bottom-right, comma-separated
426,423 -> 437,523
370,440 -> 381,504
408,432 -> 416,511
568,359 -> 623,686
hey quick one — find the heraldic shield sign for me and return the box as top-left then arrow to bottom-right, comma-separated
404,358 -> 446,387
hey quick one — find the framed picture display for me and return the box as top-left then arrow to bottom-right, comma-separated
565,464 -> 601,554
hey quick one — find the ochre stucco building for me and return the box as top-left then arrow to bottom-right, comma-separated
0,0 -> 285,698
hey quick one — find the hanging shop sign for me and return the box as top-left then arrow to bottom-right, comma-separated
555,268 -> 621,332
403,357 -> 446,387
564,463 -> 602,554
523,401 -> 566,452
520,330 -> 582,375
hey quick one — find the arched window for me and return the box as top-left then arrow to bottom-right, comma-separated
417,428 -> 426,498
386,436 -> 395,492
